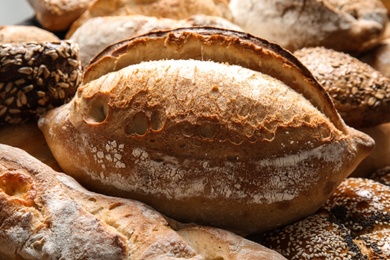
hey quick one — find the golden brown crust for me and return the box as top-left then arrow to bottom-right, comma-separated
294,46 -> 390,128
0,26 -> 59,43
39,27 -> 374,235
0,143 -> 286,259
229,0 -> 388,54
67,0 -> 232,37
262,178 -> 390,259
27,0 -> 95,31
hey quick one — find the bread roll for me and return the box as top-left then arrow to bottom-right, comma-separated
262,177 -> 390,259
68,14 -> 242,67
0,41 -> 82,125
67,0 -> 232,37
0,143 -> 286,259
39,28 -> 374,235
294,46 -> 390,128
27,0 -> 94,31
229,0 -> 388,54
0,25 -> 59,43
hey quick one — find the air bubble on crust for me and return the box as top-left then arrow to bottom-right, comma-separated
84,97 -> 109,124
125,111 -> 149,136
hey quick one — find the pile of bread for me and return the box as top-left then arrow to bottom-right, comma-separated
2,0 -> 390,259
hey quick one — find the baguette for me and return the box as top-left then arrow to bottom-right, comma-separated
0,143 -> 286,259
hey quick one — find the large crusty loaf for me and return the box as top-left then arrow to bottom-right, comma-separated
261,177 -> 390,259
67,0 -> 232,37
27,0 -> 95,31
0,143 -> 286,259
229,0 -> 388,54
0,41 -> 83,125
68,14 -> 242,67
39,27 -> 374,235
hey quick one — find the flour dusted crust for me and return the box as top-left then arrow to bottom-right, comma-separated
262,177 -> 390,259
229,0 -> 388,54
67,0 -> 232,37
0,143 -> 286,259
68,14 -> 242,67
39,28 -> 374,235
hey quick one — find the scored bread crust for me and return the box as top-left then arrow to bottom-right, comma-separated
0,144 -> 286,260
39,28 -> 374,235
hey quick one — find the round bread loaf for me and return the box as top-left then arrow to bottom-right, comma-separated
0,41 -> 82,125
39,28 -> 374,235
68,14 -> 242,67
262,177 -> 390,259
294,46 -> 390,128
229,0 -> 388,54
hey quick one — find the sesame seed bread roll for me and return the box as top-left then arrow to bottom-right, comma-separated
294,46 -> 390,129
262,177 -> 390,259
229,0 -> 388,54
0,143 -> 286,260
39,28 -> 374,235
0,41 -> 82,125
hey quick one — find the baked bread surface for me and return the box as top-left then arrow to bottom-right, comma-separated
39,28 -> 374,235
0,143 -> 286,259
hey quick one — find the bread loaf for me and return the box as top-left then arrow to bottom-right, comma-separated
39,27 -> 374,235
0,25 -> 59,43
0,41 -> 82,125
262,177 -> 390,259
294,46 -> 390,128
68,14 -> 242,67
229,0 -> 388,54
67,0 -> 233,37
27,0 -> 94,31
0,143 -> 286,259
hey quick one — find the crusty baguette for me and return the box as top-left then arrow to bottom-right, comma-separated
0,143 -> 286,259
39,27 -> 374,235
229,0 -> 388,54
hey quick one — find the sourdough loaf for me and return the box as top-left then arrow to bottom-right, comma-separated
0,143 -> 286,259
229,0 -> 388,54
39,28 -> 374,235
